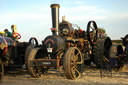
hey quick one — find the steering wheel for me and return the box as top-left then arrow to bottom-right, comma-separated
13,33 -> 21,39
87,21 -> 98,45
29,37 -> 38,47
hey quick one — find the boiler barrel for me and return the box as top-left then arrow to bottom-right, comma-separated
44,36 -> 65,53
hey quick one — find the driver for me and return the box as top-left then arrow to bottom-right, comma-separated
11,25 -> 18,34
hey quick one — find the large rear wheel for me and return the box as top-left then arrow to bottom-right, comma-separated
93,37 -> 112,68
63,47 -> 84,79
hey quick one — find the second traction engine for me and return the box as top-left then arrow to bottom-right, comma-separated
26,4 -> 98,79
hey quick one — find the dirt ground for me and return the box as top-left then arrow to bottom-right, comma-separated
0,65 -> 128,85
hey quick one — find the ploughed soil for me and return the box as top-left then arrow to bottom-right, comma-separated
0,64 -> 128,85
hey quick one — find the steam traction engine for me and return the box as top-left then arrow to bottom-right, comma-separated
26,4 -> 98,79
0,31 -> 38,80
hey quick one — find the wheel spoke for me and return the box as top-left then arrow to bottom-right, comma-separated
90,33 -> 93,39
73,52 -> 80,61
71,66 -> 81,78
33,66 -> 41,76
76,61 -> 83,64
93,30 -> 96,36
90,26 -> 94,31
92,33 -> 96,40
71,48 -> 75,55
71,54 -> 76,62
33,63 -> 40,74
75,51 -> 80,58
71,50 -> 80,63
71,60 -> 83,65
90,30 -> 97,42
71,66 -> 76,78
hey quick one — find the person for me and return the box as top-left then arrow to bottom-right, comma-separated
4,29 -> 15,40
4,29 -> 13,37
11,25 -> 18,34
11,25 -> 21,41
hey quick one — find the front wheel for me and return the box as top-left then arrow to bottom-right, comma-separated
63,47 -> 84,79
26,48 -> 42,78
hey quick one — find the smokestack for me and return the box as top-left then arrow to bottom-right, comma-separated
50,4 -> 60,35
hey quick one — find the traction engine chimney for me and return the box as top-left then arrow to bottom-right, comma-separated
50,4 -> 60,35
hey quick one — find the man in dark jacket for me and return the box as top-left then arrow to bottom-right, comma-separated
4,29 -> 15,40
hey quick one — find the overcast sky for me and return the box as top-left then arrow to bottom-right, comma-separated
0,0 -> 128,42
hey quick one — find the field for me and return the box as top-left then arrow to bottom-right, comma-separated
0,64 -> 128,85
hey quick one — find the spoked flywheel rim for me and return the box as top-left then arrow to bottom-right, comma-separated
87,21 -> 98,45
64,47 -> 84,79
